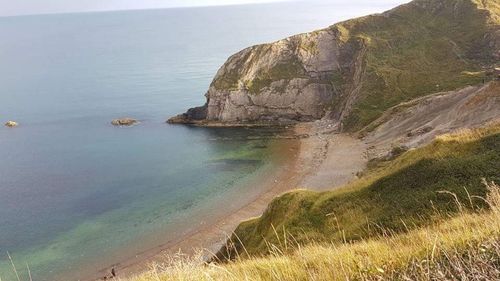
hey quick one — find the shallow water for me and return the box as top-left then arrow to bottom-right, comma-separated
0,1 -> 403,280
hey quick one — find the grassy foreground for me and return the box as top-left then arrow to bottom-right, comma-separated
129,124 -> 500,281
132,182 -> 500,281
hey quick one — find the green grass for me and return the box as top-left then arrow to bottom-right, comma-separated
130,180 -> 500,281
245,58 -> 307,94
216,124 -> 500,259
337,0 -> 498,130
211,44 -> 308,94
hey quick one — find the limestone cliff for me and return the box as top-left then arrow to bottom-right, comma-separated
169,0 -> 500,131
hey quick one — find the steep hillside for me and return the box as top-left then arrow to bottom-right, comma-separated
169,0 -> 499,131
216,124 -> 500,259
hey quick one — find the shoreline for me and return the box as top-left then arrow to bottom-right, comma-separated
92,121 -> 368,280
167,119 -> 299,128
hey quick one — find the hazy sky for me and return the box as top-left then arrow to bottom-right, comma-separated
0,0 -> 293,17
0,0 -> 411,17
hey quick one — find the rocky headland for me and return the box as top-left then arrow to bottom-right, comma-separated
169,0 -> 499,132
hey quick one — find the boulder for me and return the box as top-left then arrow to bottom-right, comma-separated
5,121 -> 18,127
111,118 -> 138,126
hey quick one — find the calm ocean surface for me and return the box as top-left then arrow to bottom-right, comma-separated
0,1 -> 401,280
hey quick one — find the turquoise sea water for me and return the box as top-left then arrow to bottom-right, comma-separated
0,1 -> 402,280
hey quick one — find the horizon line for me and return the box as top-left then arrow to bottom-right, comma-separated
0,0 -> 293,19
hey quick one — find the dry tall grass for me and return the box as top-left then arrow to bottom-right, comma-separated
128,181 -> 500,281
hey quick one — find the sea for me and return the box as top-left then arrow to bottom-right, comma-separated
0,1 -> 403,280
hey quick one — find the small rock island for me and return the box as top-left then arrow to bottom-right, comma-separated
5,121 -> 18,127
111,118 -> 138,126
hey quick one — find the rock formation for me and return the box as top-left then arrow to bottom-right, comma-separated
111,118 -> 138,126
4,121 -> 18,127
169,0 -> 500,131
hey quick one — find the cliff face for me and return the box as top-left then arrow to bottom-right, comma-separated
168,30 -> 346,124
169,0 -> 500,130
204,30 -> 345,122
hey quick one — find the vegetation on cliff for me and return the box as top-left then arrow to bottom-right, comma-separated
337,0 -> 500,130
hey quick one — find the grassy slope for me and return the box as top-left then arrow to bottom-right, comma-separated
217,124 -> 500,259
339,0 -> 499,130
132,181 -> 500,281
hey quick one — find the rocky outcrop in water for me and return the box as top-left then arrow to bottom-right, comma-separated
169,0 -> 500,131
111,118 -> 138,126
4,121 -> 18,127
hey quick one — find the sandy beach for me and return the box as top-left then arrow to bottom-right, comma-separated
92,121 -> 368,280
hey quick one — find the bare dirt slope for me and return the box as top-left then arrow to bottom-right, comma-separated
299,81 -> 500,192
364,81 -> 500,156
